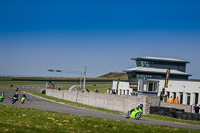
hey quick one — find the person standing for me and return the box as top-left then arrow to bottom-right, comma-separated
107,88 -> 111,94
167,96 -> 174,103
174,97 -> 179,104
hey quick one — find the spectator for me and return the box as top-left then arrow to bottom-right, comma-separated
82,88 -> 85,92
81,88 -> 84,92
82,88 -> 89,93
174,97 -> 179,104
86,88 -> 89,92
107,88 -> 111,94
194,104 -> 200,113
94,89 -> 98,93
111,90 -> 116,94
167,96 -> 174,103
159,92 -> 163,101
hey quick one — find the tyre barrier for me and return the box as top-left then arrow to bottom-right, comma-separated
150,106 -> 200,121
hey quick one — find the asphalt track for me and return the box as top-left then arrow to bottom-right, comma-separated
1,90 -> 200,130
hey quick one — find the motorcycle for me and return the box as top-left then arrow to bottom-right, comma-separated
125,105 -> 143,120
0,95 -> 4,102
12,97 -> 18,104
21,96 -> 26,104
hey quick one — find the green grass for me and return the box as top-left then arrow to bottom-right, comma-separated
61,85 -> 111,93
0,81 -> 83,86
0,104 -> 198,133
0,88 -> 16,91
0,80 -> 111,94
0,81 -> 111,86
143,114 -> 200,125
86,86 -> 111,93
0,81 -> 47,86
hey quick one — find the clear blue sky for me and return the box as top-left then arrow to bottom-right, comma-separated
0,0 -> 200,78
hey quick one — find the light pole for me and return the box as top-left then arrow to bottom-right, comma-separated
48,66 -> 86,90
83,66 -> 87,89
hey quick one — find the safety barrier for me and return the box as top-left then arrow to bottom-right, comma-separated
150,106 -> 200,121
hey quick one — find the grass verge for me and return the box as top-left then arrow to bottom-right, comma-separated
143,114 -> 200,125
0,88 -> 16,91
0,104 -> 198,133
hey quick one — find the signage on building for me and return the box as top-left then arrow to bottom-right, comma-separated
164,67 -> 171,88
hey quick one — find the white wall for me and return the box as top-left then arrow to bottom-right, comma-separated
112,81 -> 132,95
112,80 -> 200,106
158,80 -> 200,105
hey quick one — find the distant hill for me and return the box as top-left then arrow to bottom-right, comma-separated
97,72 -> 128,80
189,79 -> 200,82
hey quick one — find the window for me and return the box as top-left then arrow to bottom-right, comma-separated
148,82 -> 153,91
187,93 -> 191,105
136,61 -> 142,67
195,93 -> 199,105
173,92 -> 176,100
180,92 -> 183,104
167,92 -> 170,98
127,90 -> 129,95
153,82 -> 159,92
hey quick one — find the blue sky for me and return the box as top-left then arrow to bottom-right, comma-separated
0,0 -> 200,78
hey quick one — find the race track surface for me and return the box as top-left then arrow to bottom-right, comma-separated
1,91 -> 200,130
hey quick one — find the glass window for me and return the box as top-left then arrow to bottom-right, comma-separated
153,82 -> 159,92
136,61 -> 142,67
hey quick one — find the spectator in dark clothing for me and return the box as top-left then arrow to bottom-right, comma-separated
94,89 -> 98,93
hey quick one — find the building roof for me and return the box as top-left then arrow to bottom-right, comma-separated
124,67 -> 192,76
131,57 -> 190,63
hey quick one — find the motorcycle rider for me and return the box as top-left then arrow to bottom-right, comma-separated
21,94 -> 26,99
0,92 -> 4,102
129,104 -> 143,114
13,92 -> 18,100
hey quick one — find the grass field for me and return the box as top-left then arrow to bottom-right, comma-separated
61,86 -> 111,93
0,104 -> 199,133
0,80 -> 111,94
0,81 -> 47,86
0,80 -> 111,86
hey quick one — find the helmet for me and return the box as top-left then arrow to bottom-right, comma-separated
139,104 -> 143,109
